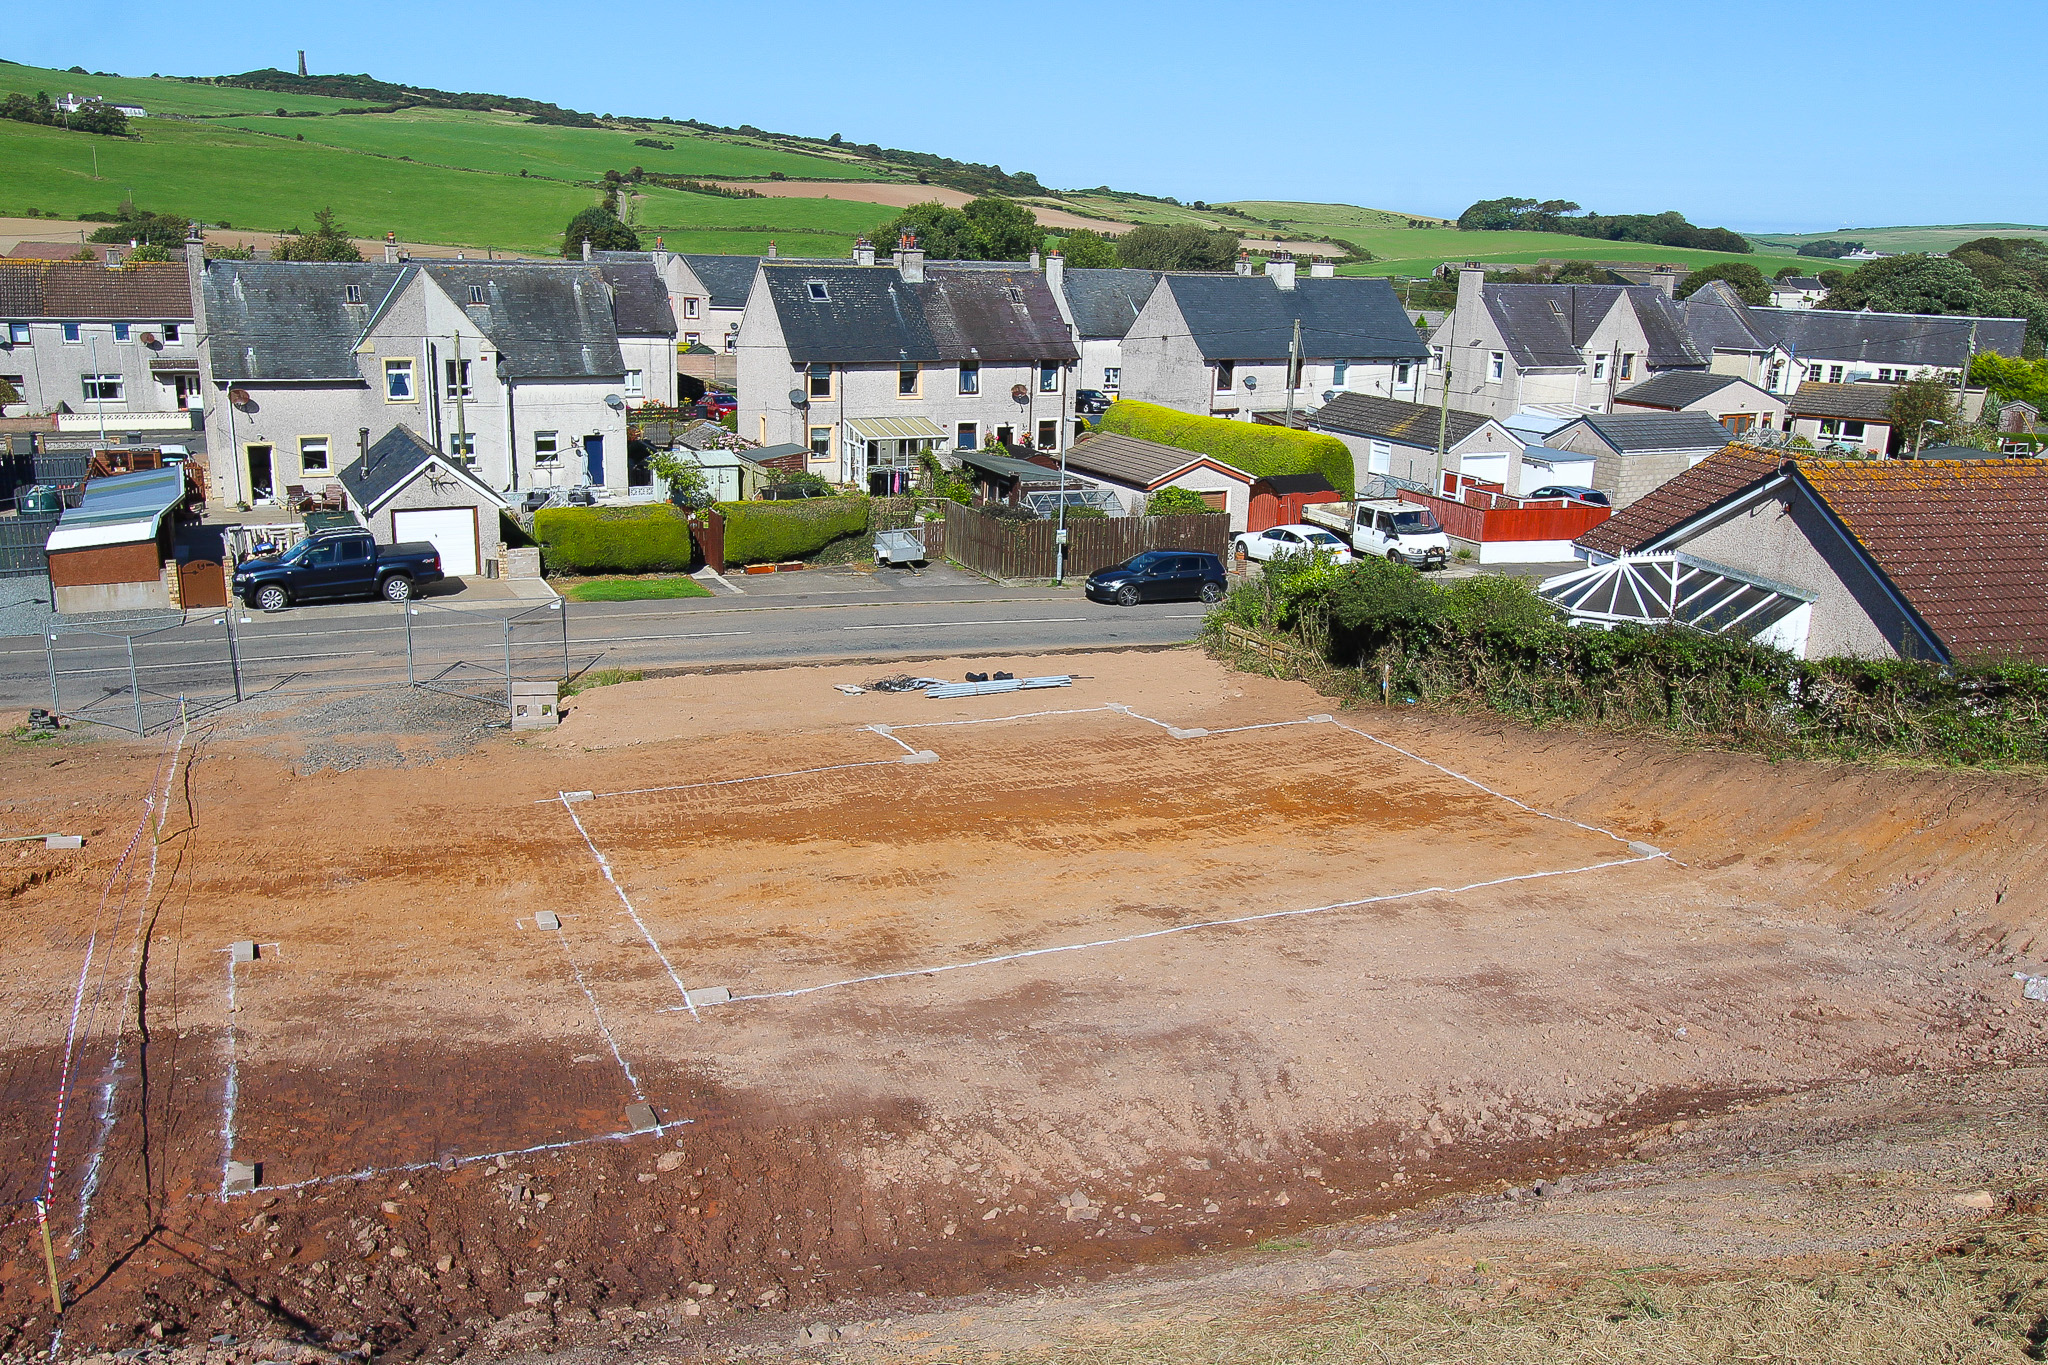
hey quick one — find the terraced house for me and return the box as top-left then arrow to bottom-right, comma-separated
0,260 -> 197,426
193,251 -> 655,508
736,238 -> 1077,492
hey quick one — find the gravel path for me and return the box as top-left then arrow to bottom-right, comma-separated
0,574 -> 188,641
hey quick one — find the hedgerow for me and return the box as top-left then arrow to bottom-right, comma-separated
533,504 -> 696,573
718,495 -> 869,565
1097,400 -> 1354,497
1211,556 -> 2048,768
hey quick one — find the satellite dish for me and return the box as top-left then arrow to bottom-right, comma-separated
1010,383 -> 1029,403
1323,390 -> 1337,403
1242,375 -> 1258,390
788,389 -> 809,407
604,393 -> 625,410
228,387 -> 251,407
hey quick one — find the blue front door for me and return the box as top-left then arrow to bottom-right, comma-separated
584,434 -> 604,485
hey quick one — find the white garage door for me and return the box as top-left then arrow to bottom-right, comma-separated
392,507 -> 479,577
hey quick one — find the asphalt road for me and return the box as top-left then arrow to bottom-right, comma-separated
0,567 -> 1214,718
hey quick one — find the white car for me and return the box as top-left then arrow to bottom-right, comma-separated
1231,524 -> 1356,565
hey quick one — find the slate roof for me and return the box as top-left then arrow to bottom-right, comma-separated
1060,268 -> 1160,339
1674,279 -> 2027,366
1786,381 -> 1898,422
1674,281 -> 1775,355
1482,283 -> 1704,370
761,263 -> 1077,364
1156,275 -> 1426,362
1773,277 -> 1824,291
0,261 -> 191,319
676,254 -> 765,310
1553,411 -> 1736,453
958,448 -> 1065,483
1311,393 -> 1497,448
338,425 -> 506,515
595,261 -> 677,335
1064,432 -> 1248,487
1612,370 -> 1750,410
1800,459 -> 2048,663
202,261 -> 627,383
1576,443 -> 1778,558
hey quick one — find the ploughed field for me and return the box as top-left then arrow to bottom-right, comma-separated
0,651 -> 2041,1360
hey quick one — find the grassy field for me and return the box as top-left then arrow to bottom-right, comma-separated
627,184 -> 893,234
0,58 -> 362,115
1225,200 -> 1447,233
1328,226 -> 1824,281
559,576 -> 711,602
1748,223 -> 2048,254
215,107 -> 855,183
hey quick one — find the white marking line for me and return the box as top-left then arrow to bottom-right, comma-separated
888,705 -> 1119,732
680,857 -> 1666,1010
558,794 -> 699,1020
866,725 -> 918,754
568,631 -> 749,645
52,650 -> 370,677
840,617 -> 1089,630
541,908 -> 648,1102
546,756 -> 910,802
224,1121 -> 691,1198
219,949 -> 242,1197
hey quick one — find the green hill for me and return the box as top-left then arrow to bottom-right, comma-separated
1747,224 -> 2048,255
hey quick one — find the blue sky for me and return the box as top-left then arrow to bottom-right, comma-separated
8,0 -> 2043,232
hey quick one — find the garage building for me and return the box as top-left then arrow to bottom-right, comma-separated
44,464 -> 194,614
338,426 -> 507,577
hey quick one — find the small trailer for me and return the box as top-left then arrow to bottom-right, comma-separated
873,526 -> 929,566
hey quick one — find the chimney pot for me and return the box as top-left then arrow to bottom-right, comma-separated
853,237 -> 875,268
1309,257 -> 1334,279
1046,250 -> 1065,295
894,235 -> 925,284
581,239 -> 591,262
1265,253 -> 1297,291
1235,250 -> 1253,278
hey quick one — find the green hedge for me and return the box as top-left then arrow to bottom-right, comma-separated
1097,400 -> 1355,498
533,504 -> 696,574
717,495 -> 870,565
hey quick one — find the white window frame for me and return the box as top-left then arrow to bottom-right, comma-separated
1214,361 -> 1235,393
447,431 -> 477,459
534,430 -> 561,465
1591,354 -> 1608,381
806,280 -> 830,302
8,323 -> 29,345
1101,366 -> 1121,391
807,363 -> 833,400
160,322 -> 181,343
684,298 -> 700,320
683,332 -> 700,348
299,435 -> 330,474
63,324 -> 82,345
346,284 -> 363,305
81,373 -> 124,403
959,361 -> 980,396
1333,360 -> 1350,385
113,323 -> 130,342
1038,362 -> 1061,394
1620,352 -> 1635,380
1488,351 -> 1505,382
623,369 -> 644,398
897,363 -> 920,399
445,357 -> 473,400
1828,364 -> 1844,383
1430,346 -> 1443,373
385,358 -> 416,401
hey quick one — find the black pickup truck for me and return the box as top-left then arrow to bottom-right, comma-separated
232,528 -> 444,611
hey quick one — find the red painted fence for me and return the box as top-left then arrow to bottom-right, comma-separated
1413,473 -> 1612,544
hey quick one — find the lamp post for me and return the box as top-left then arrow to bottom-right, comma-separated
1917,417 -> 1943,456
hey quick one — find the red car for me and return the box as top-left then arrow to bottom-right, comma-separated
700,391 -> 737,417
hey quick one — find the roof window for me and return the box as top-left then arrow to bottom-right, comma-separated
806,280 -> 830,302
345,283 -> 362,305
468,285 -> 486,304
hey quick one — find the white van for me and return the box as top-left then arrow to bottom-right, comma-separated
1350,499 -> 1450,569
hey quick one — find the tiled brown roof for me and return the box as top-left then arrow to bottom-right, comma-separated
39,262 -> 192,319
0,260 -> 49,314
1798,459 -> 2048,664
1575,443 -> 1783,557
7,242 -> 115,262
1787,381 -> 1896,422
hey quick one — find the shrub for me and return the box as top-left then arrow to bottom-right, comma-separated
1097,401 -> 1354,497
718,495 -> 869,564
1147,486 -> 1224,516
533,504 -> 696,573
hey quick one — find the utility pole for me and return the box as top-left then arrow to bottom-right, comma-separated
88,333 -> 107,448
451,333 -> 469,468
1433,309 -> 1457,489
1282,318 -> 1302,430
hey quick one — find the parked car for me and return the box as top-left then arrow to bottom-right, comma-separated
1231,524 -> 1356,565
1527,485 -> 1610,506
1086,550 -> 1227,607
1348,500 -> 1450,568
701,391 -> 737,418
1075,388 -> 1112,417
232,528 -> 444,611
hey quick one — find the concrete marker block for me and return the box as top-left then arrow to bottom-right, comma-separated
1167,727 -> 1209,740
44,834 -> 83,850
902,751 -> 940,765
625,1103 -> 659,1133
685,985 -> 731,1007
561,791 -> 593,804
1306,714 -> 1334,723
1626,841 -> 1664,858
223,1161 -> 259,1196
535,912 -> 561,930
231,941 -> 258,963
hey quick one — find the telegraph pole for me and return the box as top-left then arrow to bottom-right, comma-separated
1283,318 -> 1302,429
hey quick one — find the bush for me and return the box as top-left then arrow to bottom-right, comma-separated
533,504 -> 696,573
718,495 -> 869,564
1097,401 -> 1355,497
1146,486 -> 1224,516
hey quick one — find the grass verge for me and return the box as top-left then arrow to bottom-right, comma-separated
560,575 -> 713,602
561,667 -> 644,698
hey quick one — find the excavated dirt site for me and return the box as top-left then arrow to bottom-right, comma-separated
2,650 -> 2045,1362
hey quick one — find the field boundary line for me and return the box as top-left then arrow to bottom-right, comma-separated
219,1121 -> 690,1199
681,855 -> 1666,1010
542,912 -> 648,1102
558,794 -> 700,1018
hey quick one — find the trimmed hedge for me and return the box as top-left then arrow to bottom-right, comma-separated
533,504 -> 696,574
718,495 -> 869,565
1097,400 -> 1355,498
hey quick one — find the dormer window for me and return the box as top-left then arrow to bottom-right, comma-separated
806,281 -> 829,302
469,285 -> 486,304
345,283 -> 362,305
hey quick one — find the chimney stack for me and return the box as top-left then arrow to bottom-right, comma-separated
1309,257 -> 1334,279
1046,250 -> 1065,297
766,240 -> 778,259
1234,250 -> 1253,277
581,238 -> 591,262
1029,250 -> 1041,271
894,232 -> 925,285
853,237 -> 875,267
1265,251 -> 1297,291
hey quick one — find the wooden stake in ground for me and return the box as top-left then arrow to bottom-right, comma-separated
35,1199 -> 62,1313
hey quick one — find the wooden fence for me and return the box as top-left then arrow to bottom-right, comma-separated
942,504 -> 1229,580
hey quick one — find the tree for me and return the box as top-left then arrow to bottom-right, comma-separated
874,201 -> 981,259
206,243 -> 256,261
1775,266 -> 1803,280
963,196 -> 1042,259
1887,375 -> 1959,453
0,375 -> 19,408
1549,260 -> 1614,284
1055,229 -> 1120,268
124,244 -> 173,263
1146,486 -> 1222,516
89,209 -> 189,247
1114,224 -> 1241,271
1971,353 -> 2048,409
1796,239 -> 1863,258
273,207 -> 363,262
1676,261 -> 1769,305
560,205 -> 638,257
1819,255 -> 1988,316
649,451 -> 714,509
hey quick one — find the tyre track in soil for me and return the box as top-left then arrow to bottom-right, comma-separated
0,654 -> 2042,1359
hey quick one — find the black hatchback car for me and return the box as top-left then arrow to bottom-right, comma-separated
1085,550 -> 1227,606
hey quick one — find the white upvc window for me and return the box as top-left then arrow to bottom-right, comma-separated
1828,364 -> 1844,383
299,436 -> 330,474
1488,352 -> 1505,382
1101,366 -> 1121,391
959,361 -> 980,395
1038,362 -> 1061,393
447,431 -> 477,459
624,369 -> 644,398
81,373 -> 123,402
8,324 -> 29,345
160,323 -> 182,343
684,297 -> 700,319
445,357 -> 472,400
535,430 -> 560,464
1430,346 -> 1443,372
385,358 -> 415,401
1592,354 -> 1608,381
1620,352 -> 1635,380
